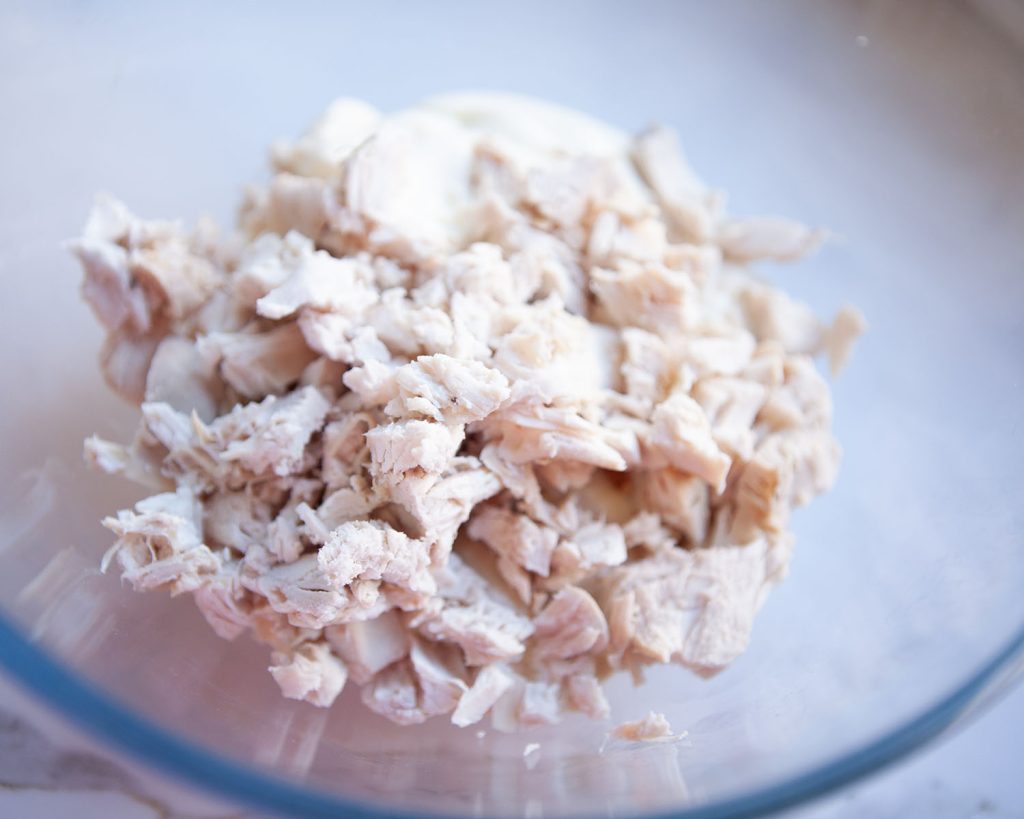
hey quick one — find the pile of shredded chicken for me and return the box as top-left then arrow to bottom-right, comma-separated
73,93 -> 864,729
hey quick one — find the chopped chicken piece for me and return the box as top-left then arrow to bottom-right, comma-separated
548,520 -> 629,584
317,481 -> 379,529
145,336 -> 222,421
254,554 -> 367,630
69,195 -> 226,405
758,356 -> 834,432
300,314 -> 391,365
522,156 -> 648,235
591,261 -> 699,336
366,419 -> 465,483
240,173 -> 337,242
341,358 -> 401,407
631,126 -> 715,243
478,444 -> 545,507
319,520 -> 435,598
716,216 -> 826,264
419,594 -> 534,666
467,506 -> 559,577
360,638 -> 466,726
360,659 -> 425,725
204,490 -> 272,554
502,223 -> 587,314
84,434 -> 171,491
613,711 -> 675,742
683,331 -> 757,378
564,673 -> 611,720
198,323 -> 317,399
266,478 -> 322,563
77,93 -> 859,726
231,232 -> 304,309
594,542 -> 782,673
320,412 -> 374,489
452,664 -> 515,727
693,375 -> 767,460
249,602 -> 321,653
621,512 -> 678,553
99,327 -> 164,403
741,341 -> 786,389
364,289 -> 460,357
438,242 -> 521,305
620,327 -> 672,407
494,298 -> 616,402
344,112 -> 475,262
531,587 -> 609,660
517,681 -> 562,726
130,241 -> 222,322
326,609 -> 410,685
101,487 -> 219,595
193,564 -> 251,640
272,97 -> 382,182
535,459 -> 595,494
294,502 -> 331,545
384,354 -> 510,424
480,401 -> 639,471
731,430 -> 840,543
825,304 -> 868,375
70,194 -> 222,347
587,210 -> 668,267
256,247 -> 378,321
495,555 -> 533,605
393,460 -> 503,560
489,675 -> 526,733
71,197 -> 150,331
269,642 -> 348,708
637,469 -> 710,544
408,637 -> 468,717
147,386 -> 330,488
647,394 -> 732,492
739,282 -> 824,356
415,556 -> 534,665
299,356 -> 348,391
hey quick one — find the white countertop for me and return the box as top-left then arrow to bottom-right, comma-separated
0,669 -> 1021,818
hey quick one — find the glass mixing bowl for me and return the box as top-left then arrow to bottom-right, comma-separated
1,2 -> 1022,816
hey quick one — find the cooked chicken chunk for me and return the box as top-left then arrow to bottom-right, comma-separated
637,469 -> 710,544
269,642 -> 348,708
384,354 -> 510,423
360,659 -> 425,725
564,673 -> 611,720
451,664 -> 515,727
530,587 -> 609,660
594,541 -> 785,673
612,711 -> 676,742
716,217 -> 826,264
325,609 -> 410,684
101,487 -> 219,595
198,323 -> 317,400
408,637 -> 468,718
319,520 -> 435,602
414,556 -> 534,666
467,506 -> 559,577
825,304 -> 868,375
646,394 -> 732,492
631,126 -> 715,243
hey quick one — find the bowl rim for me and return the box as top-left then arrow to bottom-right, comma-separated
0,612 -> 1021,818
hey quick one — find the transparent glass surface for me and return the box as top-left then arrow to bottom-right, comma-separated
1,1 -> 1022,817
